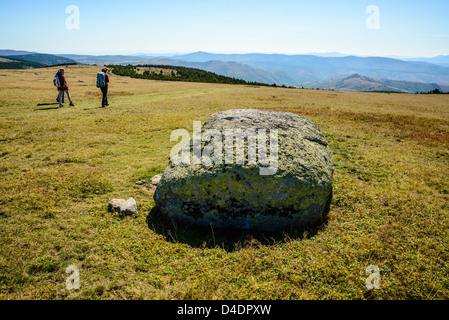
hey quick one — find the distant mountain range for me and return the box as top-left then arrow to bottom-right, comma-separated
1,49 -> 449,92
0,49 -> 39,56
25,52 -> 291,86
317,73 -> 449,93
60,54 -> 145,65
405,55 -> 449,68
166,52 -> 449,85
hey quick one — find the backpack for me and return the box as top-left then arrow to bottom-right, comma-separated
96,72 -> 106,88
53,74 -> 60,87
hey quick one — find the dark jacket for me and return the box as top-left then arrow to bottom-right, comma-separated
57,72 -> 69,91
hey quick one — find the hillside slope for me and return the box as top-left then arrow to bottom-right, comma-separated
2,53 -> 77,66
0,57 -> 46,69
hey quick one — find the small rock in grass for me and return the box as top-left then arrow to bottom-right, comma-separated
108,199 -> 125,212
135,180 -> 147,185
150,174 -> 162,186
117,197 -> 137,215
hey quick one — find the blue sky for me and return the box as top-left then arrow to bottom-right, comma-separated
0,0 -> 448,57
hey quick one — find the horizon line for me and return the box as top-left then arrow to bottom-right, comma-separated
1,48 -> 448,59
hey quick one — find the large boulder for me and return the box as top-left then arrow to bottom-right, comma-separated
154,109 -> 334,232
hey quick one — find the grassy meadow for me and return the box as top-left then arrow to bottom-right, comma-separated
0,65 -> 448,299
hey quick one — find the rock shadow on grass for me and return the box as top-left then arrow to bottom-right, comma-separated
146,199 -> 331,252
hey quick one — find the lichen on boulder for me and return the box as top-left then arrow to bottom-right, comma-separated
154,109 -> 334,232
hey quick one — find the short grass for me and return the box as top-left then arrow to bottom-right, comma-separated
0,65 -> 448,299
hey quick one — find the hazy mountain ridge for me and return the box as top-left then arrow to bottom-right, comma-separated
0,49 -> 37,56
2,49 -> 449,92
60,54 -> 285,85
170,52 -> 449,85
405,55 -> 449,67
137,59 -> 287,85
60,52 -> 449,88
61,54 -> 146,65
315,73 -> 446,93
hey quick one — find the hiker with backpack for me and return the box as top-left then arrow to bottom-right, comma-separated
97,68 -> 109,107
55,68 -> 75,107
53,71 -> 64,103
